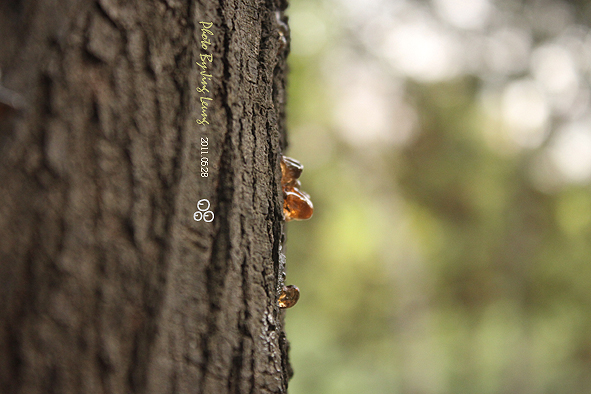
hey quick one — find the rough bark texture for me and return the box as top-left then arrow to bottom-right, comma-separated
0,0 -> 292,393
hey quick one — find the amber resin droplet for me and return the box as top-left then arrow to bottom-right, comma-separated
283,188 -> 313,221
280,156 -> 303,187
280,154 -> 313,221
278,285 -> 300,309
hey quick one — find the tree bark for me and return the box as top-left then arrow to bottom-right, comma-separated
0,0 -> 292,393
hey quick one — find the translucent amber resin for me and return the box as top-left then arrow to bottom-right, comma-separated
280,156 -> 303,187
278,285 -> 300,309
283,189 -> 313,221
280,155 -> 313,221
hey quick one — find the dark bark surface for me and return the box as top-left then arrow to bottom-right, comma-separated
0,0 -> 292,393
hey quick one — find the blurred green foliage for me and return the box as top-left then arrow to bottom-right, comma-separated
283,0 -> 591,393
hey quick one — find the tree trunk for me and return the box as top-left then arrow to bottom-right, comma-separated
0,0 -> 293,393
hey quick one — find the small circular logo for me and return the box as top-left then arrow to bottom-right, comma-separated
194,199 -> 214,222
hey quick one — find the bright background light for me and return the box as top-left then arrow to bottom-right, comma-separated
284,0 -> 591,393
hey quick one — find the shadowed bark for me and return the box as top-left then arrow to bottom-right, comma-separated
0,0 -> 293,393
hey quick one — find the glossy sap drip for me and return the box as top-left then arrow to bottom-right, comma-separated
277,155 -> 312,310
278,285 -> 300,309
280,155 -> 313,221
